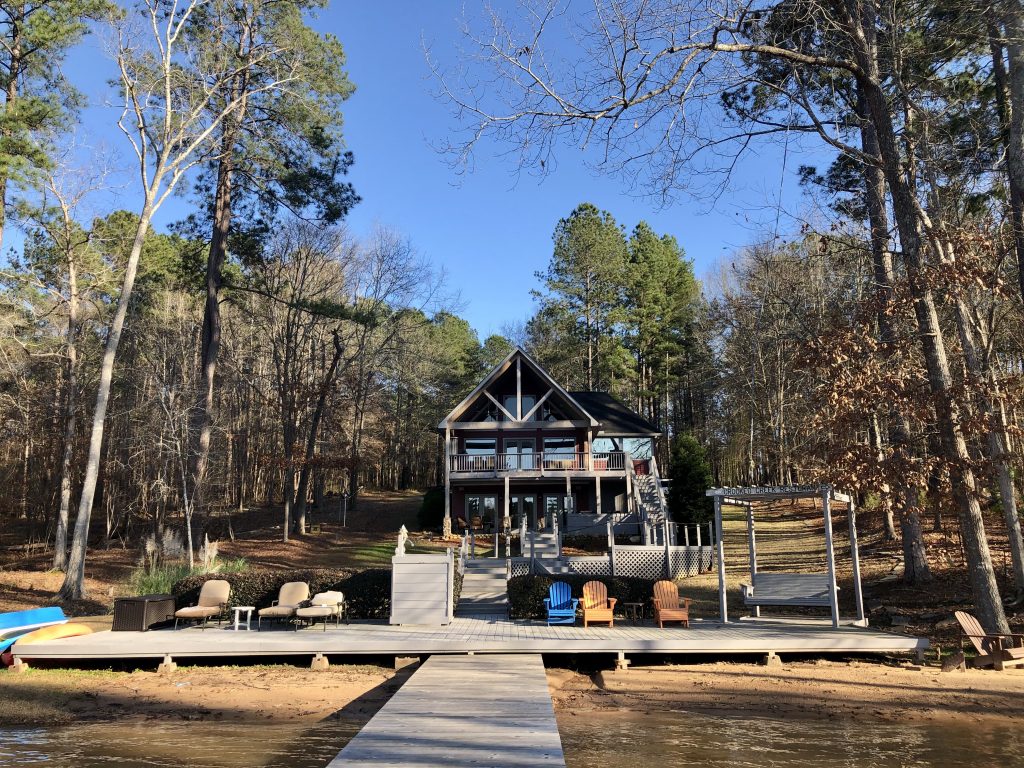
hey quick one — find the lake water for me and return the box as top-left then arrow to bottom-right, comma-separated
1,710 -> 1021,767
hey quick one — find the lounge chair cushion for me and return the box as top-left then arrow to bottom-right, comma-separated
196,579 -> 231,608
258,582 -> 310,618
258,604 -> 299,617
175,605 -> 220,619
296,606 -> 334,619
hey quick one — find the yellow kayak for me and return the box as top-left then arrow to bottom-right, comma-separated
13,622 -> 93,646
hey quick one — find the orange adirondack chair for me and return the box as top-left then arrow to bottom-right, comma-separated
652,580 -> 692,629
581,581 -> 616,628
955,611 -> 1024,670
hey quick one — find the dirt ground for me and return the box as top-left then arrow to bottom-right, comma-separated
0,663 -> 407,726
0,489 -> 445,616
548,660 -> 1024,727
3,658 -> 1022,729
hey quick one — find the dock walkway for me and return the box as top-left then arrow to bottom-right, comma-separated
13,615 -> 927,663
328,653 -> 564,767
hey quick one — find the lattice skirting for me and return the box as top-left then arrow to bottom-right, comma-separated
509,547 -> 714,580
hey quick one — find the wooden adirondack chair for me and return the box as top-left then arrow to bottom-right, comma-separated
955,611 -> 1024,671
652,580 -> 692,629
581,581 -> 616,628
544,582 -> 579,626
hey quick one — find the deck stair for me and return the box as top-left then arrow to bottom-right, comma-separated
456,558 -> 509,617
521,530 -> 560,559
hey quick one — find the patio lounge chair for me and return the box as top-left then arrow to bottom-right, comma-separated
581,581 -> 616,628
174,579 -> 230,630
258,582 -> 310,630
544,581 -> 578,625
652,580 -> 692,629
955,610 -> 1024,670
296,591 -> 347,631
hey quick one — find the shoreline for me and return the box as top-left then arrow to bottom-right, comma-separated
2,659 -> 1022,729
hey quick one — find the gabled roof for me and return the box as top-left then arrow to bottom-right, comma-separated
438,346 -> 599,429
569,391 -> 660,436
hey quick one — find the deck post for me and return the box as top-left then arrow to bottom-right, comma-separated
848,499 -> 867,625
595,474 -> 602,516
714,495 -> 728,622
746,503 -> 760,618
663,519 -> 671,578
684,525 -> 690,546
502,475 -> 511,560
822,488 -> 840,628
443,427 -> 452,538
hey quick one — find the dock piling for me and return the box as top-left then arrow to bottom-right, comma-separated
311,652 -> 329,671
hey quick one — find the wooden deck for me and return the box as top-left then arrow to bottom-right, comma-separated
328,654 -> 564,767
12,616 -> 927,663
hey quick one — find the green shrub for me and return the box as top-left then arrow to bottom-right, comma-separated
171,567 -> 392,620
418,487 -> 446,530
126,557 -> 248,597
128,563 -> 195,596
507,574 -> 658,620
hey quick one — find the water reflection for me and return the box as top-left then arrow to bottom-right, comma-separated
0,721 -> 358,768
557,709 -> 1024,767
2,711 -> 1022,767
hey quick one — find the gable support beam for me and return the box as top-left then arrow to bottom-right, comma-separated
516,357 -> 522,420
522,389 -> 553,421
483,390 -> 516,422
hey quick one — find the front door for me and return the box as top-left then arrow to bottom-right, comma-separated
543,494 -> 574,532
466,495 -> 497,531
504,438 -> 535,470
510,494 -> 537,531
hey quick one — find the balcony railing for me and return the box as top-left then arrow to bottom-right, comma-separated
449,451 -> 627,473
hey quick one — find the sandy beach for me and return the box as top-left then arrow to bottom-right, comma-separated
3,658 -> 1022,729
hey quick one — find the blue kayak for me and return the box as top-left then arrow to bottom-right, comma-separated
0,633 -> 28,653
0,607 -> 67,642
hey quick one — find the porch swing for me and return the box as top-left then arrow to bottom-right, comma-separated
705,485 -> 867,628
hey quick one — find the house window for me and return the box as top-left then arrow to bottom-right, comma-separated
501,394 -> 537,419
543,437 -> 575,456
502,395 -> 517,418
503,438 -> 535,470
464,438 -> 496,470
543,437 -> 576,468
624,438 -> 653,459
466,495 -> 497,530
465,438 -> 496,455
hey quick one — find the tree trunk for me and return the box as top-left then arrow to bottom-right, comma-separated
843,0 -> 1006,630
1001,0 -> 1024,300
857,83 -> 924,560
53,251 -> 80,571
60,201 -> 155,601
190,130 -> 236,534
294,334 -> 345,533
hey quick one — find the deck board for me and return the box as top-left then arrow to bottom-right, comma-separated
13,616 -> 927,662
328,654 -> 565,767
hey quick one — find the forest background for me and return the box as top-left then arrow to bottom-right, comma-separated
1,0 -> 1024,634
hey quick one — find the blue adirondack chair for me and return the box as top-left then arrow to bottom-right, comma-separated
544,581 -> 579,625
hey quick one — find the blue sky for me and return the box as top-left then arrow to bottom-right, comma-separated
50,2 -> 830,339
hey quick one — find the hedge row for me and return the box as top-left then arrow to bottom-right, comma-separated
507,574 -> 659,620
172,565 -> 465,621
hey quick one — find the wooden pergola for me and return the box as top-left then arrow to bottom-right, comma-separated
705,485 -> 866,629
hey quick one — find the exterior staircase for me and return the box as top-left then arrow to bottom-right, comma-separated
456,558 -> 509,617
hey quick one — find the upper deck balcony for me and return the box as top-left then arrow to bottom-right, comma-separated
448,451 -> 628,476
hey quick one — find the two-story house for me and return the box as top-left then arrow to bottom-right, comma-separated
438,347 -> 662,539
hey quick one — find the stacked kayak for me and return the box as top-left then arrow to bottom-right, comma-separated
0,606 -> 68,653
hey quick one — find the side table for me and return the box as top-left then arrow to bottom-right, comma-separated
622,601 -> 645,625
232,606 -> 255,631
